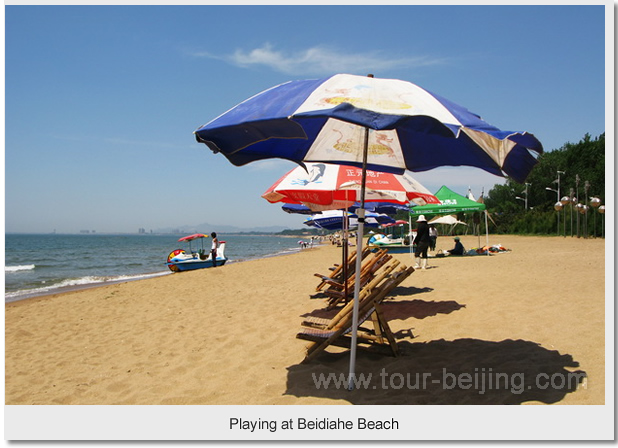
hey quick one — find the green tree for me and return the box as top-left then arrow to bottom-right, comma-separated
485,133 -> 605,236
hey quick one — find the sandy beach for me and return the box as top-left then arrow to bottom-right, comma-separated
5,235 -> 606,406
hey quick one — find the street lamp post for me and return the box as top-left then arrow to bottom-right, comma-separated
584,181 -> 590,238
546,171 -> 565,236
569,188 -> 574,237
546,186 -> 560,236
515,182 -> 531,210
590,197 -> 601,238
560,196 -> 570,237
575,174 -> 579,238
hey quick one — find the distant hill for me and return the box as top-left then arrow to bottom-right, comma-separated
154,222 -> 292,235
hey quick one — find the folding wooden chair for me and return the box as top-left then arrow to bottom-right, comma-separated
314,247 -> 371,292
297,259 -> 415,363
318,249 -> 392,310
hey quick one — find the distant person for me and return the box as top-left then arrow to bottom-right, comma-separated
446,237 -> 465,256
211,232 -> 219,267
429,224 -> 438,252
413,215 -> 430,270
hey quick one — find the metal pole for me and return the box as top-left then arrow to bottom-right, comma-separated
562,200 -> 566,238
557,174 -> 560,236
348,124 -> 370,391
584,181 -> 590,239
342,206 -> 349,302
575,174 -> 580,238
570,188 -> 574,237
592,206 -> 597,239
485,210 -> 489,255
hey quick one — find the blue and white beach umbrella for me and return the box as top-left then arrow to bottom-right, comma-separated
195,73 -> 542,390
195,73 -> 542,183
304,210 -> 395,230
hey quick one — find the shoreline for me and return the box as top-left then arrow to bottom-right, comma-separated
5,235 -> 607,405
5,240 -> 323,304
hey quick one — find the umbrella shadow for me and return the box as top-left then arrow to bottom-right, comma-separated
309,286 -> 433,301
285,339 -> 586,405
302,287 -> 439,320
381,298 -> 465,321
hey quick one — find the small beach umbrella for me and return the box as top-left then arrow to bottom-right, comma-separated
195,73 -> 542,389
281,203 -> 321,215
262,162 -> 438,212
304,210 -> 394,230
282,201 -> 409,215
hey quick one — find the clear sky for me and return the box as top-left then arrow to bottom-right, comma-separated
4,3 -> 609,234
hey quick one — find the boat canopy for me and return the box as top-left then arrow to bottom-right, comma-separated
178,233 -> 209,242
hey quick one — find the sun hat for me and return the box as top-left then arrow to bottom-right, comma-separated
417,215 -> 426,222
454,237 -> 460,241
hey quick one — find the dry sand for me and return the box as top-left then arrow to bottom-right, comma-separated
5,235 -> 606,405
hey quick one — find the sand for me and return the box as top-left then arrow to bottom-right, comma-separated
5,235 -> 607,405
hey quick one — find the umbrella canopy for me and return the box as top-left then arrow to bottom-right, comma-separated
281,203 -> 320,215
178,233 -> 209,242
304,210 -> 394,230
263,162 -> 439,211
194,73 -> 542,390
428,215 -> 467,226
195,73 -> 542,184
411,185 -> 486,216
382,220 -> 409,228
283,201 -> 409,215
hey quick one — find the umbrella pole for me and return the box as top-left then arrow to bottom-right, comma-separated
485,210 -> 490,255
343,211 -> 349,302
408,211 -> 413,258
348,126 -> 370,391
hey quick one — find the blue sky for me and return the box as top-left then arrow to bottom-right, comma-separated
4,4 -> 609,233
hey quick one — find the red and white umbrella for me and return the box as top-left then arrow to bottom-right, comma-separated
262,162 -> 439,211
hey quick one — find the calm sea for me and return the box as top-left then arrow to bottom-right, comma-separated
4,233 -> 316,303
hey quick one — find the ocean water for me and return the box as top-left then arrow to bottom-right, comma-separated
4,233 -> 315,303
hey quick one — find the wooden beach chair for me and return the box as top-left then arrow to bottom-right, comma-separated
297,259 -> 415,363
318,249 -> 392,310
314,247 -> 371,292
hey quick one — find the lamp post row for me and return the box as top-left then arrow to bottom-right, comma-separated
516,171 -> 605,238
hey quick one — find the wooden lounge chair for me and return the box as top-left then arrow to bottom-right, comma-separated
314,247 -> 371,292
297,259 -> 415,363
317,249 -> 392,310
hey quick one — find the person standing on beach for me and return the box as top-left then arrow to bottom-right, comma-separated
211,232 -> 219,267
413,215 -> 430,270
429,224 -> 438,252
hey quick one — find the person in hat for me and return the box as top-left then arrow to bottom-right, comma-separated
446,236 -> 465,256
413,215 -> 430,269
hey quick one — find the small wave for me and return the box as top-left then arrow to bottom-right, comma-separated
5,271 -> 170,302
5,264 -> 35,273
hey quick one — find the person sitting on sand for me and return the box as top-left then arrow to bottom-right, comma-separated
446,237 -> 465,256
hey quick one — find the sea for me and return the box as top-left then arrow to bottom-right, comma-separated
4,233 -> 316,303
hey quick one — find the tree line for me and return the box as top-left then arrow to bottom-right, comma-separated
484,133 -> 606,236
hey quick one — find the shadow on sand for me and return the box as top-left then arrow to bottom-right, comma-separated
304,287 -> 446,320
285,339 -> 585,405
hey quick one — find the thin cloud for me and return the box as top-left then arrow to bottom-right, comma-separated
193,43 -> 446,75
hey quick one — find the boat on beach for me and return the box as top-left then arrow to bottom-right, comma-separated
367,220 -> 417,254
367,233 -> 414,254
166,233 -> 228,272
